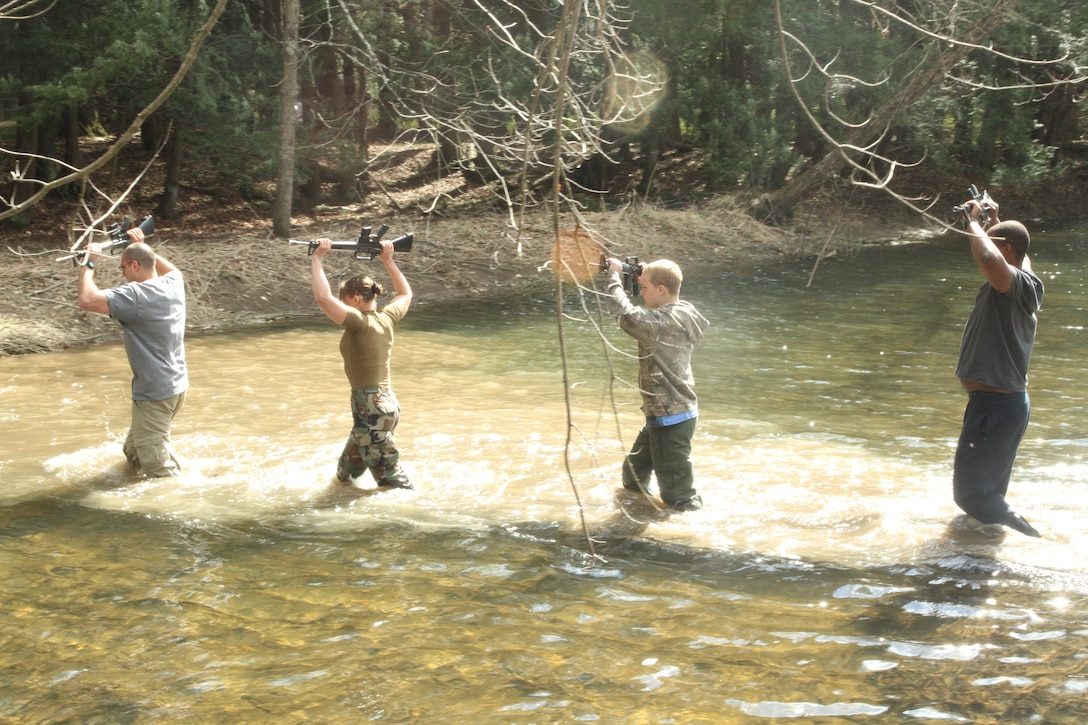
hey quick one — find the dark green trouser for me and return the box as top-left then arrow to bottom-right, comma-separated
621,417 -> 700,509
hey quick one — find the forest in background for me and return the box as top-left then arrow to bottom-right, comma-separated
0,0 -> 1086,240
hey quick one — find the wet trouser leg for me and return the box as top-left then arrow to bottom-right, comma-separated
953,391 -> 1029,524
337,388 -> 410,488
622,426 -> 654,493
123,391 -> 186,477
622,418 -> 701,510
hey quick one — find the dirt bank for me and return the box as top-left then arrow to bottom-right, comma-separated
0,197 -> 821,356
0,153 -> 1078,356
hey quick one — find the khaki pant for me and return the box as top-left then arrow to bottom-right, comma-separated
123,391 -> 186,477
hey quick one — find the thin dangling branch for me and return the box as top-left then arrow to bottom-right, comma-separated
549,0 -> 600,563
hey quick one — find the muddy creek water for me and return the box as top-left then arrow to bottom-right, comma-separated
2,221 -> 1088,723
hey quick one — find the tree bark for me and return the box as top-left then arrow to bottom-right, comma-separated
760,0 -> 1019,222
155,125 -> 184,220
0,0 -> 230,223
272,0 -> 301,238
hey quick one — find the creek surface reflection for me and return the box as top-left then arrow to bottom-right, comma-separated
1,221 -> 1087,722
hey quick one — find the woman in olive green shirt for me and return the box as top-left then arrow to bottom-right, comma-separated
310,237 -> 413,489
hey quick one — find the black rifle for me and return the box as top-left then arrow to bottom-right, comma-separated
599,254 -> 643,297
57,215 -> 156,266
289,224 -> 413,260
952,184 -> 994,228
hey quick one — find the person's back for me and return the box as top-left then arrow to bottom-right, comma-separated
339,305 -> 403,391
76,234 -> 188,477
956,252 -> 1041,393
614,296 -> 707,418
105,268 -> 188,401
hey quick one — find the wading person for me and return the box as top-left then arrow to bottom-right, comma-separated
953,194 -> 1043,537
76,227 -> 188,477
601,257 -> 709,511
310,237 -> 413,489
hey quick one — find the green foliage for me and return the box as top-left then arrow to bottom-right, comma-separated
172,3 -> 282,176
992,142 -> 1063,188
897,1 -> 1088,187
1,0 -> 1085,210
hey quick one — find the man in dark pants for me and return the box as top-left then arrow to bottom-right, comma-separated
953,194 -> 1043,537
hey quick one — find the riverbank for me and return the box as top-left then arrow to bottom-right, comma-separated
0,198 -> 879,355
0,161 -> 1078,356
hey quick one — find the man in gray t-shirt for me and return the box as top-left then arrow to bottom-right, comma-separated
77,227 -> 188,477
953,195 -> 1043,537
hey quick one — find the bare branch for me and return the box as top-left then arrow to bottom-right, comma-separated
64,131 -> 167,254
0,0 -> 56,21
859,0 -> 1066,66
0,0 -> 229,222
763,0 -> 1035,223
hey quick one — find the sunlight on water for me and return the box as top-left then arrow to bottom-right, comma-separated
3,223 -> 1088,721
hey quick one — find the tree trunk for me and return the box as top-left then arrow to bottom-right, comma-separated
7,103 -> 38,226
344,57 -> 369,156
354,63 -> 370,154
272,0 -> 301,239
62,106 -> 80,170
760,0 -> 1018,222
155,125 -> 184,220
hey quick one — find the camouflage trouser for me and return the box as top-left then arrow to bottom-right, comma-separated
123,391 -> 186,477
336,387 -> 410,488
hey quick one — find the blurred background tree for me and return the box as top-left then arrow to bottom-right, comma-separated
0,0 -> 1084,231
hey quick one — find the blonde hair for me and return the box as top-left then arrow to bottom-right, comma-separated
643,259 -> 682,295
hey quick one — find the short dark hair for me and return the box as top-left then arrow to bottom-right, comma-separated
989,220 -> 1030,262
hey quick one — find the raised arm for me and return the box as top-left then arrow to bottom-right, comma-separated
310,239 -> 350,325
76,242 -> 111,316
378,239 -> 412,316
965,198 -> 1014,294
155,253 -> 179,276
121,227 -> 178,276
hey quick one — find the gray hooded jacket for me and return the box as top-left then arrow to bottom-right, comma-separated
603,271 -> 710,420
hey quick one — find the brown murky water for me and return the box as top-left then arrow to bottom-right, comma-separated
2,222 -> 1087,722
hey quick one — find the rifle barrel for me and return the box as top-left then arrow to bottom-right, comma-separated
288,231 -> 412,258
